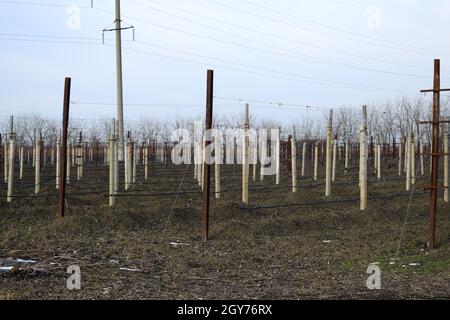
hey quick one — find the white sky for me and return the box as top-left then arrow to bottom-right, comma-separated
1,0 -> 450,124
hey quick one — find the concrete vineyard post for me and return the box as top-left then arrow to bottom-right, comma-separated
398,140 -> 402,176
332,137 -> 337,183
325,110 -> 333,197
345,140 -> 349,174
144,141 -> 148,180
19,144 -> 23,180
301,141 -> 306,177
56,136 -> 60,189
67,143 -> 71,184
35,132 -> 41,194
291,137 -> 297,193
109,134 -> 115,207
314,142 -> 319,181
215,134 -> 221,199
420,139 -> 424,176
276,132 -> 280,185
406,132 -> 411,191
4,139 -> 8,183
411,136 -> 416,185
132,142 -> 137,184
7,116 -> 14,203
404,137 -> 408,174
252,141 -> 257,182
242,104 -> 249,204
377,144 -> 381,180
444,125 -> 449,203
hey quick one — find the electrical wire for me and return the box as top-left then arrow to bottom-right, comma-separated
134,0 -> 438,72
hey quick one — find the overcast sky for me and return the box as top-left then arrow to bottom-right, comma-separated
1,0 -> 450,125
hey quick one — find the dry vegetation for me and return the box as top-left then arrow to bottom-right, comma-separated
1,158 -> 450,300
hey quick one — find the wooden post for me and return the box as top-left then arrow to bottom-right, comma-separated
201,69 -> 213,242
359,105 -> 368,211
57,77 -> 71,218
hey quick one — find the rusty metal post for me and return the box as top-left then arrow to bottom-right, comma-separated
428,60 -> 441,249
57,77 -> 71,218
201,70 -> 214,242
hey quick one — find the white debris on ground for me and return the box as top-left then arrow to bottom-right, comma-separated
322,240 -> 332,243
119,267 -> 142,272
15,259 -> 37,264
0,266 -> 15,271
169,242 -> 190,247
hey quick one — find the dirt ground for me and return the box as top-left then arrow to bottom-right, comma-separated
1,156 -> 450,300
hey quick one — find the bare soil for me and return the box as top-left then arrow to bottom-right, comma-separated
1,158 -> 450,300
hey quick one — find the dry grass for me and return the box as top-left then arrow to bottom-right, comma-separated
1,159 -> 450,299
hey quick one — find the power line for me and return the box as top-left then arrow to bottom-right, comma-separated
129,0 -> 435,78
213,96 -> 328,110
71,99 -> 329,111
0,0 -> 91,8
318,0 -> 450,32
203,0 -> 450,57
0,34 -> 415,93
238,0 -> 449,56
119,43 -> 412,94
138,0 -> 432,72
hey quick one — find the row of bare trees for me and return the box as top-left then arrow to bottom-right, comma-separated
1,96 -> 449,147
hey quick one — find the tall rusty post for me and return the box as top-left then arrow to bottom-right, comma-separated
428,60 -> 440,249
201,69 -> 214,242
57,77 -> 71,218
419,59 -> 450,249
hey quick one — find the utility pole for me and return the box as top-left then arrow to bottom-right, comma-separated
419,59 -> 450,250
115,0 -> 124,161
103,1 -> 134,161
